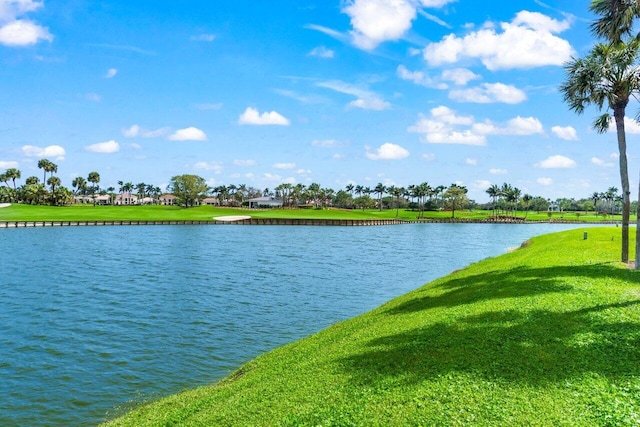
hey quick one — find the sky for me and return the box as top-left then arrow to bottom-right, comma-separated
0,0 -> 638,203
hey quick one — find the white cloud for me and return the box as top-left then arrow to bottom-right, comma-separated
342,0 -> 456,50
168,127 -> 208,141
551,125 -> 578,140
348,97 -> 391,110
591,157 -> 614,167
489,168 -> 507,174
534,155 -> 576,169
190,34 -> 215,42
449,82 -> 526,104
194,161 -> 223,172
473,179 -> 492,191
365,142 -> 409,160
537,177 -> 553,186
423,11 -> 574,70
233,159 -> 256,166
422,153 -> 436,161
408,106 -> 486,146
609,117 -> 640,134
397,65 -> 447,89
273,162 -> 296,169
441,68 -> 480,85
473,116 -> 543,136
263,172 -> 283,182
105,68 -> 118,78
317,80 -> 390,110
308,46 -> 334,58
0,160 -> 19,168
0,0 -> 41,20
296,169 -> 312,175
0,1 -> 51,46
22,144 -> 66,160
312,139 -> 345,147
343,0 -> 417,50
85,140 -> 119,153
466,158 -> 477,165
409,106 -> 543,146
0,19 -> 51,46
122,125 -> 170,138
238,107 -> 290,125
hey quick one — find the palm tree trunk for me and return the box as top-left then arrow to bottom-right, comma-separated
614,108 -> 630,263
636,170 -> 640,269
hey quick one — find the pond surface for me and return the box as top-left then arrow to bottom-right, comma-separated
0,223 -> 598,425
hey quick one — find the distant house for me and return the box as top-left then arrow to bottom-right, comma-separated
74,195 -> 93,204
115,193 -> 138,205
95,195 -> 111,205
248,196 -> 283,208
201,197 -> 220,206
159,194 -> 177,205
140,196 -> 155,205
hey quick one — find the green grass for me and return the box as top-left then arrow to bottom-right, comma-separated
0,203 -> 628,222
103,228 -> 640,426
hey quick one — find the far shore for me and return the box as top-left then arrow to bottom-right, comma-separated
0,204 -> 628,225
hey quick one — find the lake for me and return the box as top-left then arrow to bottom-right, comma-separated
0,223 -> 599,426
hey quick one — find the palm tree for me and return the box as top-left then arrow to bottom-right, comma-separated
522,194 -> 532,219
388,185 -> 404,217
71,177 -> 87,202
486,184 -> 500,218
5,168 -> 20,191
46,176 -> 61,205
560,40 -> 640,263
87,172 -> 100,205
38,159 -> 57,184
590,0 -> 640,44
374,183 -> 386,211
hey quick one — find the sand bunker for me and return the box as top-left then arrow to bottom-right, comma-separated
213,215 -> 251,222
0,203 -> 10,208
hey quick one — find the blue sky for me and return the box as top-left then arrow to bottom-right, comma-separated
0,0 -> 636,202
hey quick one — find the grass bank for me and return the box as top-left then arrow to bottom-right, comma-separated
0,203 -> 627,223
103,228 -> 640,426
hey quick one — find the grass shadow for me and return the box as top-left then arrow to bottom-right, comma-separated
388,264 -> 640,315
342,264 -> 640,386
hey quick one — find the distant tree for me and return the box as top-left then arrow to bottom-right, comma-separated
5,168 -> 20,192
374,183 -> 386,211
443,184 -> 468,219
46,176 -> 61,205
168,174 -> 209,207
38,159 -> 57,184
87,172 -> 100,205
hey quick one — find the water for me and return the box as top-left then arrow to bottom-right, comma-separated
0,223 -> 597,426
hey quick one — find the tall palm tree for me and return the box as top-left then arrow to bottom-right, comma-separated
374,183 -> 386,211
88,172 -> 100,205
486,184 -> 500,218
46,176 -> 61,205
560,39 -> 640,263
590,0 -> 640,43
71,177 -> 87,202
5,168 -> 20,191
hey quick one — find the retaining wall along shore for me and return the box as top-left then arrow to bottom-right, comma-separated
0,219 -> 409,228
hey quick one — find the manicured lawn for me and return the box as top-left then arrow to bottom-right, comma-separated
0,203 -> 627,222
103,228 -> 640,426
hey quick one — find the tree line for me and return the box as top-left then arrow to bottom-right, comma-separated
0,161 -> 626,218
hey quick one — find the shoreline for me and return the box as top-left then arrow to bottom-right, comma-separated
0,218 -> 621,228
